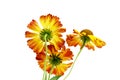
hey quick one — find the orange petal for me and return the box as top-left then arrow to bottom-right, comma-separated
66,34 -> 82,47
25,31 -> 39,38
47,45 -> 57,55
88,35 -> 106,48
27,20 -> 41,32
60,48 -> 73,61
27,38 -> 44,53
38,59 -> 52,71
52,63 -> 72,76
57,28 -> 66,33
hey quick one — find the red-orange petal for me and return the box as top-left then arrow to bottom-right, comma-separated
60,48 -> 73,61
27,38 -> 44,53
66,34 -> 81,47
57,28 -> 66,33
25,31 -> 38,38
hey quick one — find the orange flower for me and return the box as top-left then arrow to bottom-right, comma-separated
36,45 -> 73,76
25,14 -> 66,53
66,29 -> 106,50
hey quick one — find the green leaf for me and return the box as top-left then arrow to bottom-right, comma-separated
50,75 -> 61,80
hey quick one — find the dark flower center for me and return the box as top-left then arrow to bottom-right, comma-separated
40,29 -> 52,42
49,54 -> 62,66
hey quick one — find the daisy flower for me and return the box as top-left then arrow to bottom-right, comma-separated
36,45 -> 73,76
25,14 -> 66,53
66,29 -> 106,50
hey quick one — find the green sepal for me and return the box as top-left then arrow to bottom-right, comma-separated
50,75 -> 61,80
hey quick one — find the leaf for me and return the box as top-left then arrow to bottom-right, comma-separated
50,75 -> 61,80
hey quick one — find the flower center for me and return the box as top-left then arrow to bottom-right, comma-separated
49,54 -> 62,66
40,29 -> 52,42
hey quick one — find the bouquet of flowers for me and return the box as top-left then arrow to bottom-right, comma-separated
25,14 -> 106,80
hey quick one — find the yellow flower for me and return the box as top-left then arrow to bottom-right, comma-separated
25,14 -> 66,53
66,29 -> 106,50
36,45 -> 73,76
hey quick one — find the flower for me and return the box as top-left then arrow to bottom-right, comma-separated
66,29 -> 106,50
25,14 -> 66,53
36,45 -> 73,76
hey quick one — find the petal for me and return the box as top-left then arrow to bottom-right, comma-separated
47,45 -> 57,55
27,20 -> 41,32
25,31 -> 39,38
38,59 -> 52,71
36,50 -> 45,60
40,14 -> 63,31
50,36 -> 65,50
66,34 -> 82,47
59,47 -> 73,61
57,28 -> 66,33
73,29 -> 80,34
52,63 -> 72,75
50,21 -> 62,31
27,38 -> 44,53
52,28 -> 66,38
37,52 -> 53,71
85,42 -> 95,50
88,35 -> 106,48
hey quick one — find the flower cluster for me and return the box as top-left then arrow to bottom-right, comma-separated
25,14 -> 106,80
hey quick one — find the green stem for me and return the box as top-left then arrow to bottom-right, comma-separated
48,65 -> 55,80
42,34 -> 48,80
63,39 -> 86,80
63,48 -> 83,80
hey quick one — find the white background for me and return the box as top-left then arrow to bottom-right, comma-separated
0,0 -> 120,80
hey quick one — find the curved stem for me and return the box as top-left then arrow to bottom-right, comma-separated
42,34 -> 48,80
63,39 -> 86,80
63,48 -> 83,80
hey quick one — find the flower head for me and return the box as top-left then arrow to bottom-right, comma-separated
36,45 -> 73,76
66,29 -> 106,50
25,14 -> 66,53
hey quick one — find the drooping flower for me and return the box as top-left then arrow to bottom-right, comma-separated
36,45 -> 73,76
25,14 -> 66,53
66,29 -> 106,50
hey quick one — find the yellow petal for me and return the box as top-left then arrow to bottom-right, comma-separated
50,36 -> 65,50
88,35 -> 106,48
73,29 -> 80,34
53,63 -> 72,75
85,42 -> 95,50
